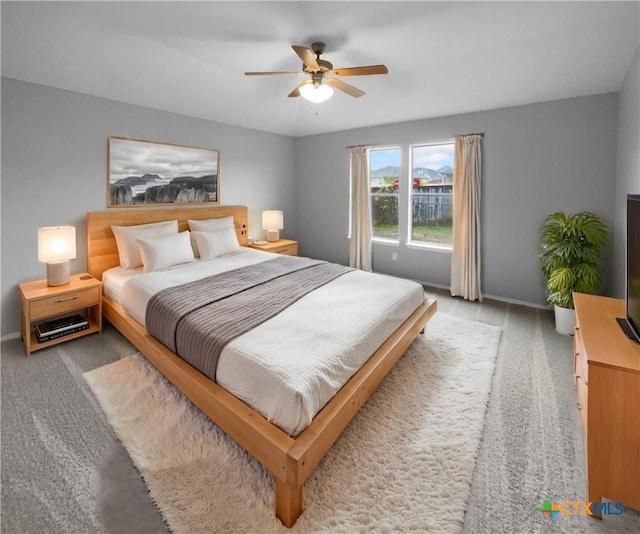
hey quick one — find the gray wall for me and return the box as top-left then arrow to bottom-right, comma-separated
1,77 -> 296,336
1,77 -> 627,335
612,47 -> 640,298
294,93 -> 619,307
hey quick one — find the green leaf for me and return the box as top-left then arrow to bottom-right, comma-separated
547,267 -> 577,291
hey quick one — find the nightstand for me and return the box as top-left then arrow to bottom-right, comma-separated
19,273 -> 102,356
248,239 -> 298,256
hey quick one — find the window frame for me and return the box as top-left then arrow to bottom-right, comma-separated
351,141 -> 456,253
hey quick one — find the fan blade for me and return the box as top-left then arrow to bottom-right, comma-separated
288,84 -> 302,98
325,77 -> 365,98
332,65 -> 389,76
292,45 -> 320,72
244,71 -> 302,76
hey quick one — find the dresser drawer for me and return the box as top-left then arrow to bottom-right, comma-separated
574,348 -> 589,384
577,353 -> 588,384
574,328 -> 588,383
576,374 -> 588,440
575,354 -> 588,386
30,287 -> 100,320
575,321 -> 589,440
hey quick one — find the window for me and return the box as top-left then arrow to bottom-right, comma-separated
368,147 -> 400,240
410,143 -> 454,246
364,142 -> 455,247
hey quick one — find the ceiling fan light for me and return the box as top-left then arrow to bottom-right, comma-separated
299,80 -> 333,103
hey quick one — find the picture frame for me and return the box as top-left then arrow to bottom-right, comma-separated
108,137 -> 219,207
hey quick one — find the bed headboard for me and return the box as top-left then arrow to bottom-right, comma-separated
86,206 -> 249,280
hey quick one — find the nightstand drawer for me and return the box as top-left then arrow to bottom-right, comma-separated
276,244 -> 298,256
30,286 -> 100,320
248,239 -> 298,256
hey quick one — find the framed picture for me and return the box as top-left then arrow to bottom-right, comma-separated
108,137 -> 219,207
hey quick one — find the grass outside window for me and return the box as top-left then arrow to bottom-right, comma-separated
372,224 -> 452,244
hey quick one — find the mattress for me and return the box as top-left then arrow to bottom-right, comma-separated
102,265 -> 143,304
104,248 -> 425,436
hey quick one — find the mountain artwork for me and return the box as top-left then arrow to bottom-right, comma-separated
108,137 -> 219,207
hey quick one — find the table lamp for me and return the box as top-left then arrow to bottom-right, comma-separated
262,210 -> 284,242
38,226 -> 76,286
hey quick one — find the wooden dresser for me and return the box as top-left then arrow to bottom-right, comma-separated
573,293 -> 640,513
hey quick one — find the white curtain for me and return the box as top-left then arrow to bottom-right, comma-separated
349,146 -> 372,272
451,134 -> 483,301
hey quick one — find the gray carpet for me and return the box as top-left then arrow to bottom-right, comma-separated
2,287 -> 639,533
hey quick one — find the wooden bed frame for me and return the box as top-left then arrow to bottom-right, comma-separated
86,205 -> 437,527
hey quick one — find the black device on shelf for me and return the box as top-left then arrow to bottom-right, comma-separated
36,323 -> 89,343
35,314 -> 89,343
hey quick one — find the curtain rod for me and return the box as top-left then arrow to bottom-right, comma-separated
345,143 -> 390,149
346,133 -> 484,148
346,133 -> 484,149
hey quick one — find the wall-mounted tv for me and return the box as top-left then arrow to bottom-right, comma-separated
617,194 -> 640,344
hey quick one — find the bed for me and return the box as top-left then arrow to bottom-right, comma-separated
86,205 -> 437,527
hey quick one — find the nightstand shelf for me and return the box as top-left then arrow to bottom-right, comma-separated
19,273 -> 102,356
27,320 -> 101,352
248,239 -> 298,256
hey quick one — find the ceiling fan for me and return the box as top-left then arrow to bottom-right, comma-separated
244,42 -> 388,103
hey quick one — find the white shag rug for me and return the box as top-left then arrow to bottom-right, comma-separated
84,312 -> 501,533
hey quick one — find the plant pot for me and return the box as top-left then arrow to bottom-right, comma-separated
554,304 -> 576,335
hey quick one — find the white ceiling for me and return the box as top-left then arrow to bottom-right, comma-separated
2,1 -> 639,137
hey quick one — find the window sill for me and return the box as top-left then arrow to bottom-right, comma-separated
406,242 -> 452,253
372,238 -> 400,247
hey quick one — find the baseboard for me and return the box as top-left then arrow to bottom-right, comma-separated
1,331 -> 21,342
482,293 -> 549,310
417,280 -> 451,291
415,279 -> 549,311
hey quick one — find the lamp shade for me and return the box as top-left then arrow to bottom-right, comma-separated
262,210 -> 284,231
299,80 -> 333,104
38,226 -> 77,263
262,210 -> 284,242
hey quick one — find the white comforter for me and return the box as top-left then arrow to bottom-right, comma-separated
104,248 -> 425,436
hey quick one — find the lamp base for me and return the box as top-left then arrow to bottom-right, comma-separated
266,229 -> 280,242
46,260 -> 70,286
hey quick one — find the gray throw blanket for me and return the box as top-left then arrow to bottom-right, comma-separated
146,255 -> 352,381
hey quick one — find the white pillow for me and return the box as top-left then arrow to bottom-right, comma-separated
188,216 -> 235,257
112,220 -> 178,268
137,231 -> 195,273
188,216 -> 234,232
191,228 -> 241,259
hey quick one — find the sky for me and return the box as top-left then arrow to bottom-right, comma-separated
109,138 -> 218,183
369,144 -> 454,172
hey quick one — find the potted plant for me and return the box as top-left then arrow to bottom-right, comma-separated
539,211 -> 608,335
